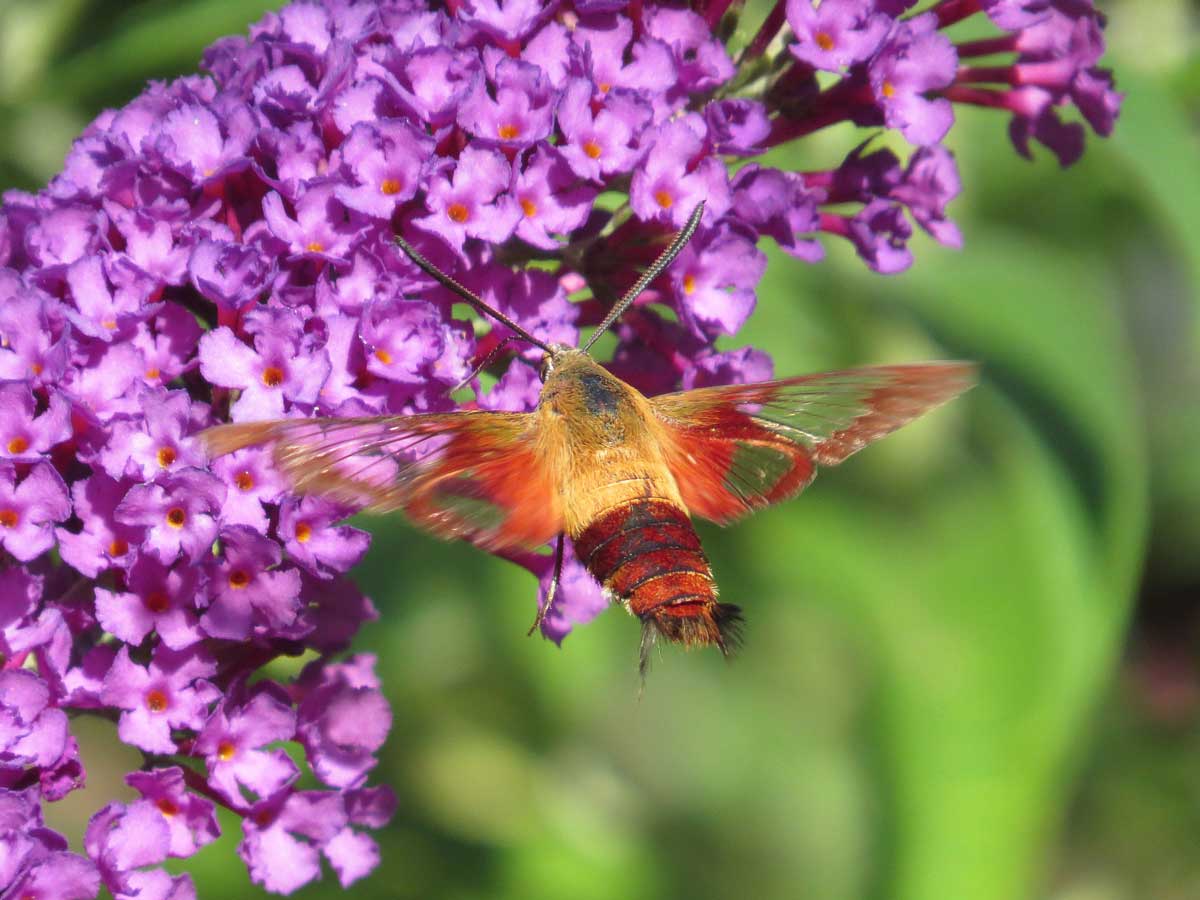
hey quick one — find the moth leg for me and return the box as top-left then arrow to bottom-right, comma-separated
527,533 -> 565,637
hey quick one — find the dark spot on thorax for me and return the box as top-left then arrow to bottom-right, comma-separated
579,372 -> 621,417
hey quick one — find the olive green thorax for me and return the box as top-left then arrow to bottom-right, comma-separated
537,349 -> 641,447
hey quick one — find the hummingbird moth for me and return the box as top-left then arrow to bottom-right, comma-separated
202,204 -> 974,674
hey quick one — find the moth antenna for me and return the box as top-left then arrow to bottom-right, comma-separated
452,335 -> 522,394
395,234 -> 554,354
582,201 -> 705,353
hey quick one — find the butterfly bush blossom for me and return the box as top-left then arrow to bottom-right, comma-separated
0,0 -> 1118,894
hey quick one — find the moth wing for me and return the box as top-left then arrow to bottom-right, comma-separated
650,363 -> 976,524
200,412 -> 561,551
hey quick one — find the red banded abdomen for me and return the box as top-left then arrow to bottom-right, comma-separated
572,499 -> 740,653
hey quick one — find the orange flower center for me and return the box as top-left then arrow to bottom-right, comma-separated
295,522 -> 313,543
815,31 -> 835,51
306,241 -> 325,253
6,436 -> 28,454
235,471 -> 254,491
598,82 -> 612,94
682,274 -> 697,295
145,366 -> 161,381
101,319 -> 118,331
145,590 -> 170,613
374,348 -> 392,365
583,140 -> 602,160
379,178 -> 402,196
654,189 -> 673,209
519,197 -> 537,218
145,689 -> 168,713
156,446 -> 177,468
156,798 -> 179,817
29,363 -> 43,376
881,80 -> 896,98
0,509 -> 19,528
108,538 -> 129,558
497,123 -> 521,140
227,569 -> 250,590
261,366 -> 284,387
217,740 -> 237,761
446,202 -> 470,224
165,507 -> 186,528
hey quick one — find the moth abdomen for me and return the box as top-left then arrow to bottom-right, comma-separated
572,499 -> 740,667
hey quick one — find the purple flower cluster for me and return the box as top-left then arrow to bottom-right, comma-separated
0,0 -> 1118,893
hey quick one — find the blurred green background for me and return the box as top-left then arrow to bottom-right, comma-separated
2,1 -> 1197,898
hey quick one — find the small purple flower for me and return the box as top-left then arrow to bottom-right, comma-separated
65,343 -> 145,423
125,768 -> 220,859
892,145 -> 963,248
57,474 -> 144,577
84,799 -> 178,898
413,147 -> 522,256
3,849 -> 98,900
786,0 -> 891,71
671,229 -> 767,336
239,791 -> 346,894
153,101 -> 254,185
459,59 -> 558,148
0,290 -> 70,388
573,18 -> 675,101
644,6 -> 735,96
0,385 -> 70,463
478,361 -> 542,412
208,446 -> 286,530
334,121 -> 432,219
705,99 -> 771,155
296,656 -> 390,789
359,297 -> 461,386
834,198 -> 915,274
630,116 -> 730,227
100,389 -> 205,482
558,82 -> 649,182
64,255 -> 157,343
870,13 -> 958,146
279,497 -> 369,578
198,307 -> 331,421
187,240 -> 276,313
115,469 -> 225,564
200,526 -> 303,640
0,669 -> 69,771
0,463 -> 70,563
262,184 -> 365,264
111,210 -> 190,287
132,306 -> 204,389
94,556 -> 203,650
512,146 -> 595,250
730,165 -> 824,262
100,645 -> 218,754
458,0 -> 557,41
193,686 -> 299,805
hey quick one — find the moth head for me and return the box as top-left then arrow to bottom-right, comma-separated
538,343 -> 574,382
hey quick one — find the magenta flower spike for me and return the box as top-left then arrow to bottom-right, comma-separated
0,0 -> 1119,894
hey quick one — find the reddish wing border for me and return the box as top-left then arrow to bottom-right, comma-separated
651,363 -> 976,524
201,412 -> 562,551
